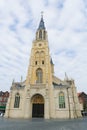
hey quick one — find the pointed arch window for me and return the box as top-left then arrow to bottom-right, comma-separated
40,51 -> 44,57
43,30 -> 46,40
35,52 -> 39,65
35,52 -> 39,58
39,30 -> 42,39
36,68 -> 43,83
40,51 -> 45,65
59,92 -> 65,108
14,93 -> 20,108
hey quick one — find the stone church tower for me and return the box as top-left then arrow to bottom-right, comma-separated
5,14 -> 82,119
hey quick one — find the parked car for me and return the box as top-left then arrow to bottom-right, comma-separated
0,112 -> 4,117
81,111 -> 87,116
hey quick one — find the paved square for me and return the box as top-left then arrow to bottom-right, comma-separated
0,117 -> 87,130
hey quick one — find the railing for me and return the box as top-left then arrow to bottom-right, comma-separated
30,83 -> 46,89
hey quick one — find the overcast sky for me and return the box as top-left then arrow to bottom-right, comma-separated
0,0 -> 87,92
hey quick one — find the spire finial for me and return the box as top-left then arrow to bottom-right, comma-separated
41,11 -> 44,19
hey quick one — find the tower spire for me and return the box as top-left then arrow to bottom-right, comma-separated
38,11 -> 45,30
65,72 -> 68,81
35,12 -> 47,41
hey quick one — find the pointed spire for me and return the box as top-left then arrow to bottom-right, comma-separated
50,58 -> 54,65
35,12 -> 47,41
65,72 -> 68,81
12,79 -> 15,84
38,11 -> 45,30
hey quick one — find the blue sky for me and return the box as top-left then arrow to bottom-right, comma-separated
0,0 -> 87,92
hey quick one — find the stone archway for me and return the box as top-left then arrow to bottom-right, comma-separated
31,94 -> 44,118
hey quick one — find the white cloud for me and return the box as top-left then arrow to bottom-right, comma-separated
0,0 -> 87,93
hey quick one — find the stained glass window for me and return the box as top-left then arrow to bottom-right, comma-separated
14,93 -> 20,108
36,68 -> 43,83
59,92 -> 65,108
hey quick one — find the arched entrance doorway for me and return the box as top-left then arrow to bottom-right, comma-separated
31,94 -> 44,118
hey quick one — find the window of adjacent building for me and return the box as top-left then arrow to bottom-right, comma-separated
0,97 -> 2,101
4,97 -> 7,101
59,92 -> 65,108
14,93 -> 20,108
36,68 -> 43,83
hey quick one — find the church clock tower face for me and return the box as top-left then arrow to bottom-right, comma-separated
26,14 -> 52,85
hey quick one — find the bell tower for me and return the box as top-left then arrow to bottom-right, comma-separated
26,13 -> 52,86
36,12 -> 48,41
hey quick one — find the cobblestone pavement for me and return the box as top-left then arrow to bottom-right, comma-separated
0,117 -> 87,130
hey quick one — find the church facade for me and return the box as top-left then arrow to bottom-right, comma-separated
5,15 -> 81,119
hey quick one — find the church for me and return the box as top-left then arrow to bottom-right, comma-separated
5,14 -> 82,119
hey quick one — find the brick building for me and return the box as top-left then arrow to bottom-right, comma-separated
78,92 -> 87,112
0,91 -> 9,113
